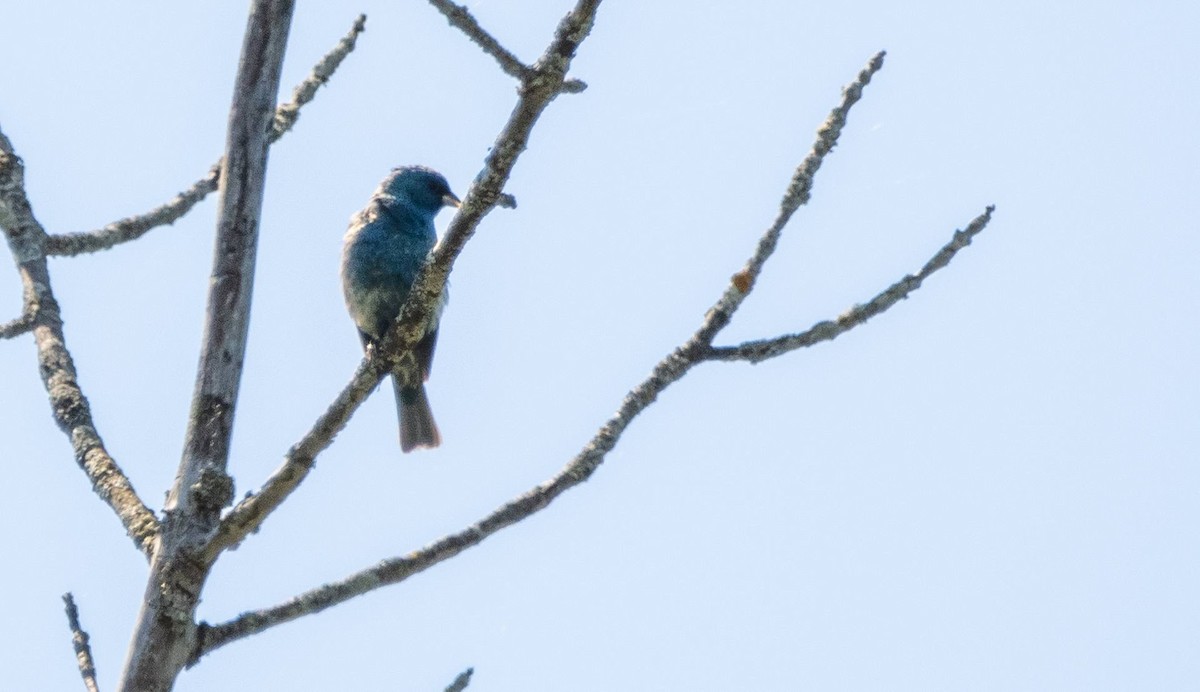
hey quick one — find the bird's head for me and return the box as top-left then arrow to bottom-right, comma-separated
381,166 -> 461,215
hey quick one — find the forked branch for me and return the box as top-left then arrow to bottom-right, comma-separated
203,0 -> 605,563
0,129 -> 160,556
707,206 -> 995,363
428,0 -> 587,93
188,49 -> 994,662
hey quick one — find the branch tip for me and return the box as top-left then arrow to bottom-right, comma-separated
62,593 -> 101,692
688,50 -> 887,347
445,667 -> 474,692
708,205 -> 996,364
562,78 -> 588,93
271,12 -> 369,142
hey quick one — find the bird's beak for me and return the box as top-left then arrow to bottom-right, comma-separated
443,192 -> 462,209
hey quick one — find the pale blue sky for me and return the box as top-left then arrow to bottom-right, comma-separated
1,2 -> 1197,690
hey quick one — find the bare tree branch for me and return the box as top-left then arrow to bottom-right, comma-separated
44,14 -> 368,258
62,593 -> 101,692
0,128 -> 160,557
693,51 -> 886,346
428,0 -> 529,80
201,358 -> 381,561
445,668 -> 474,692
269,14 -> 367,141
0,310 -> 34,339
202,0 -> 604,564
192,333 -> 697,657
191,46 -> 906,661
0,0 -> 995,685
707,206 -> 995,363
44,165 -> 221,257
428,0 -> 586,93
118,2 -> 296,689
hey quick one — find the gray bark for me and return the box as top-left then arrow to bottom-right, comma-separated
115,1 -> 295,689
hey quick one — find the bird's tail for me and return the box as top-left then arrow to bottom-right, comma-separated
394,377 -> 441,453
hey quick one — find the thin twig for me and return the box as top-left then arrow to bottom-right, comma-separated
202,358 -> 384,561
202,0 -> 604,564
707,206 -> 995,363
1,233 -> 37,338
445,668 -> 474,692
44,165 -> 220,257
0,128 -> 160,557
428,0 -> 586,93
63,593 -> 101,692
270,14 -> 367,142
45,14 -> 368,257
192,330 -> 698,658
693,51 -> 886,346
192,45 -> 900,662
428,0 -> 529,80
0,310 -> 34,339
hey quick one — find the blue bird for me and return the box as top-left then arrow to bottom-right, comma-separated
341,166 -> 460,452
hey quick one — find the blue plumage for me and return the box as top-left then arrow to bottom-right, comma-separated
341,166 -> 459,452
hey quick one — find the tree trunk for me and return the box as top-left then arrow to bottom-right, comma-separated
116,1 -> 294,689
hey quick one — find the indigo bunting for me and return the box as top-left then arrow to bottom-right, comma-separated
341,166 -> 460,452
